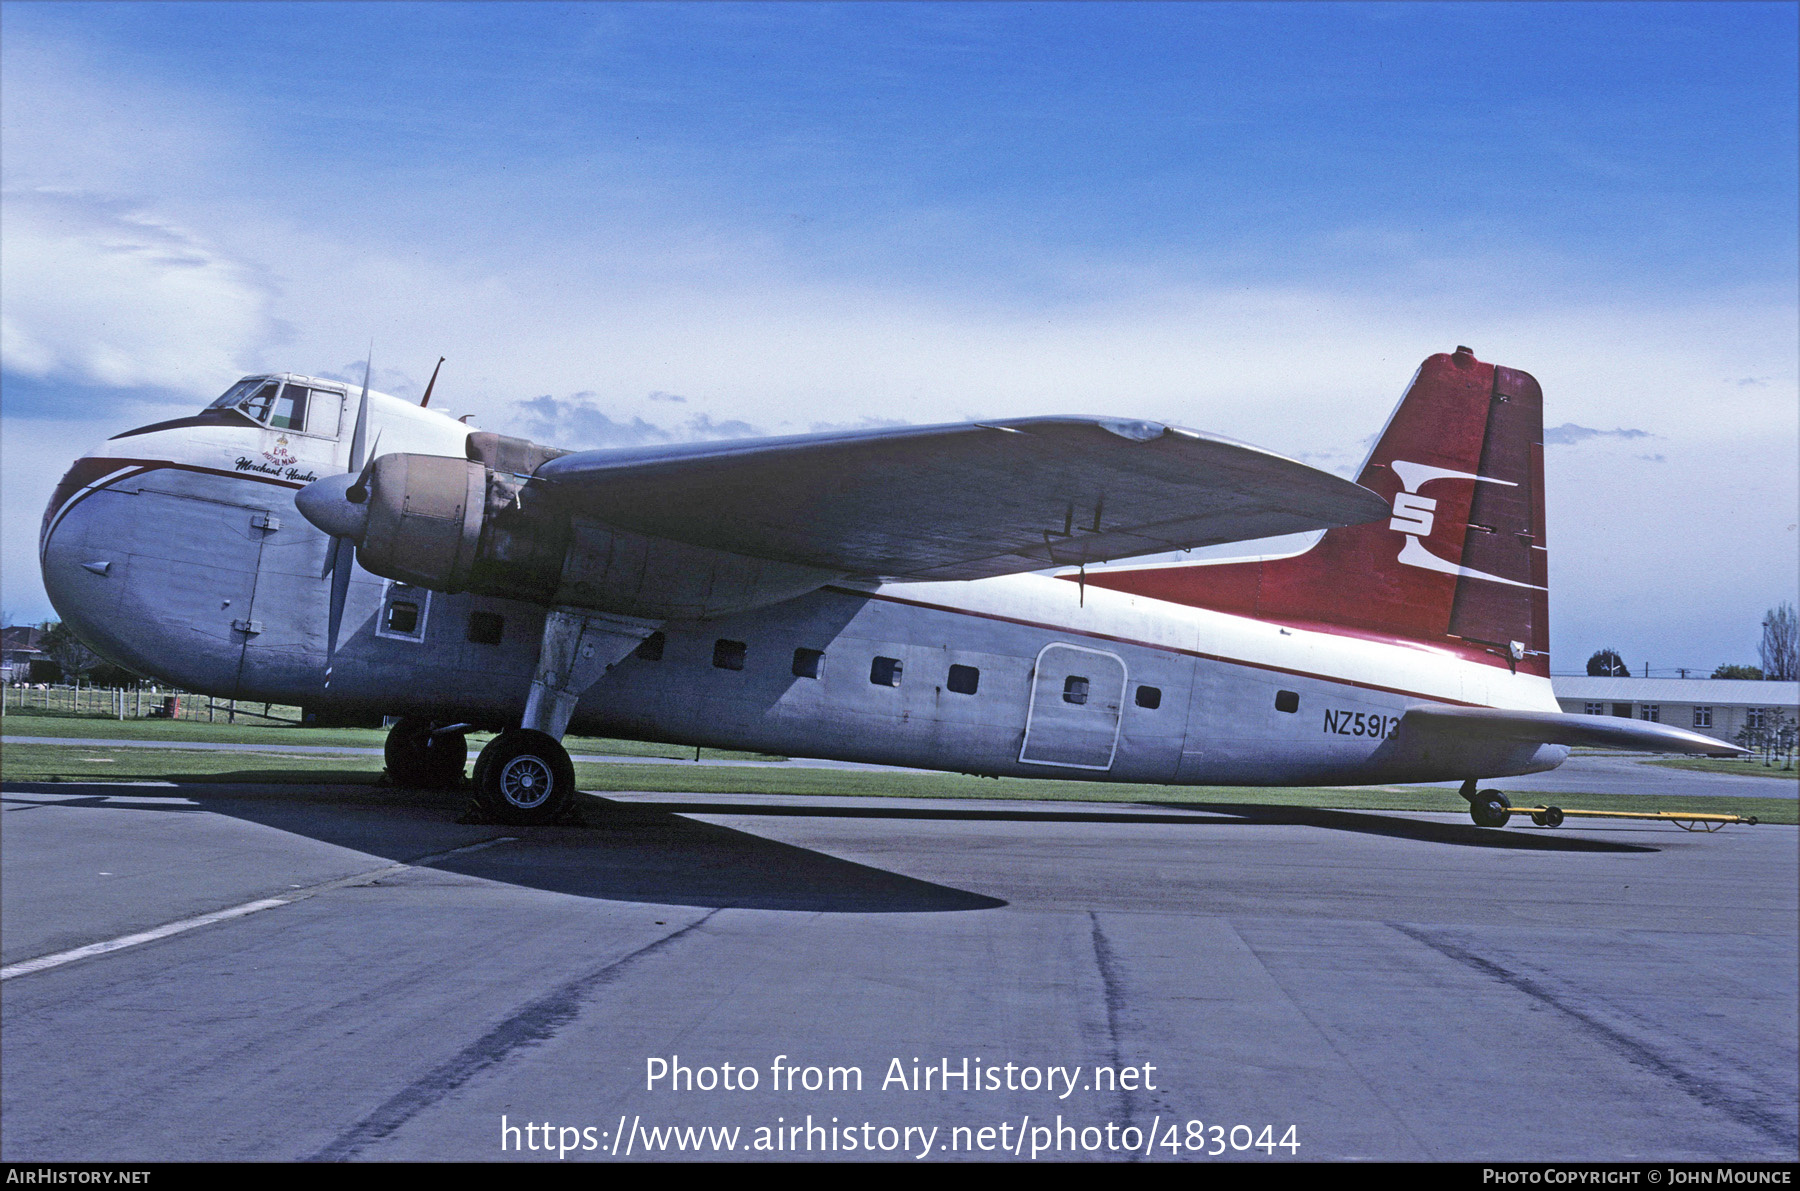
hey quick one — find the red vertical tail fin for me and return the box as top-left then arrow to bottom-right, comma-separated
1085,348 -> 1549,675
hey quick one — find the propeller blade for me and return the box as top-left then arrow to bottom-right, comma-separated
323,537 -> 354,686
344,431 -> 382,503
418,357 -> 444,408
348,353 -> 372,474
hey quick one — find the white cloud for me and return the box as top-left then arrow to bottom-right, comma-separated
1,189 -> 281,396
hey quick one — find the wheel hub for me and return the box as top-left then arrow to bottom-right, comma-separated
499,755 -> 554,808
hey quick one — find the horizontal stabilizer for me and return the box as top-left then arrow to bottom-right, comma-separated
1402,706 -> 1746,757
533,416 -> 1391,581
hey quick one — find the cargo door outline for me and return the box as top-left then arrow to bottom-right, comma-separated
1019,642 -> 1127,771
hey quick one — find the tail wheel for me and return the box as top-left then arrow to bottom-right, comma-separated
1469,789 -> 1512,828
473,728 -> 576,825
384,717 -> 468,789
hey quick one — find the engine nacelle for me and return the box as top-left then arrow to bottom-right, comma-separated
358,453 -> 488,591
333,438 -> 843,619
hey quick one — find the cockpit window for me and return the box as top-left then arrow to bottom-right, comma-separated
240,382 -> 280,422
205,376 -> 342,438
269,383 -> 309,431
210,378 -> 269,410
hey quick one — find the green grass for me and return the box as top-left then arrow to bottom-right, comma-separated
0,705 -> 778,761
1644,756 -> 1797,780
4,738 -> 1792,823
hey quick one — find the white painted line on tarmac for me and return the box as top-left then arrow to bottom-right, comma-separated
0,836 -> 519,982
1,897 -> 295,981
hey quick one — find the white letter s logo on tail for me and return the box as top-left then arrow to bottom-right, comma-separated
1388,460 -> 1544,590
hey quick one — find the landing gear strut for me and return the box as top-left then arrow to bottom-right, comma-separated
1460,778 -> 1512,828
384,717 -> 469,789
469,607 -> 657,826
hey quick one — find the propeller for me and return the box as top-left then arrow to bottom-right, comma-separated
297,356 -> 374,687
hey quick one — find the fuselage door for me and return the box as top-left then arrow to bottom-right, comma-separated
1019,642 -> 1127,770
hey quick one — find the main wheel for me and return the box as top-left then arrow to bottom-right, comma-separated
384,717 -> 469,788
1469,789 -> 1512,828
472,728 -> 576,825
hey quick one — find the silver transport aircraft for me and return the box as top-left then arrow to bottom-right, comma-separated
39,347 -> 1738,826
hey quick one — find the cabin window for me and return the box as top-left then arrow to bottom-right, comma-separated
635,632 -> 665,661
1275,690 -> 1299,713
947,664 -> 979,695
1135,684 -> 1161,710
386,603 -> 419,634
1693,706 -> 1712,728
466,611 -> 504,644
376,582 -> 429,642
793,648 -> 824,679
713,639 -> 746,671
1063,675 -> 1089,705
870,656 -> 903,687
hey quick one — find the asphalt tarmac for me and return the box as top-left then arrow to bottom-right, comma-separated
2,775 -> 1794,1164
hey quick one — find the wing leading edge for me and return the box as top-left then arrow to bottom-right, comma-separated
532,416 -> 1392,581
1403,706 -> 1747,756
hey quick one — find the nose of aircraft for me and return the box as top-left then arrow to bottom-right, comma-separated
295,473 -> 370,541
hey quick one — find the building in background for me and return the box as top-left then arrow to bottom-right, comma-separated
1552,677 -> 1800,746
1,626 -> 46,683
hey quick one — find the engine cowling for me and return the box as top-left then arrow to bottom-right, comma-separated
298,435 -> 843,619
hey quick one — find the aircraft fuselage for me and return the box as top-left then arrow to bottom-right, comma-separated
39,396 -> 1566,787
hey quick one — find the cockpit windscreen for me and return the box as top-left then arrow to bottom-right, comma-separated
208,378 -> 341,435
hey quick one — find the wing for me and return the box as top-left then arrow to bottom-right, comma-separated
532,416 -> 1392,581
1402,706 -> 1746,756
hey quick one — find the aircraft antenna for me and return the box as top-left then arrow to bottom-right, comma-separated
419,357 -> 445,408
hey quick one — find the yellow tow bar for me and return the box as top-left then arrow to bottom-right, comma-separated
1507,806 -> 1758,832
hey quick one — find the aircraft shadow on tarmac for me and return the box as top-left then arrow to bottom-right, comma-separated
623,797 -> 1659,853
3,779 -> 1006,913
3,772 -> 1657,916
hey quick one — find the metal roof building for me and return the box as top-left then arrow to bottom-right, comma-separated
1551,677 -> 1799,746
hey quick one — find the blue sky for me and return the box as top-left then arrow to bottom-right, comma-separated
3,2 -> 1796,671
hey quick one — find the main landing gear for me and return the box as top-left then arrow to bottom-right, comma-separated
471,728 -> 577,824
467,607 -> 659,826
383,717 -> 470,789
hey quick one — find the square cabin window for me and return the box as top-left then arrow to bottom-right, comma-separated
376,582 -> 429,642
465,611 -> 504,645
792,648 -> 824,679
946,664 -> 979,695
1135,684 -> 1162,710
385,602 -> 419,635
1063,675 -> 1090,705
712,639 -> 746,671
870,656 -> 903,687
1275,690 -> 1300,714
